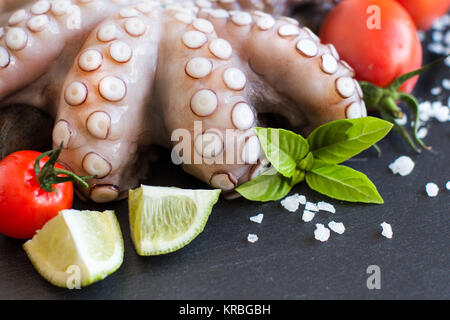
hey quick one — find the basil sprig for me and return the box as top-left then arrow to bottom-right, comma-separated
236,117 -> 393,204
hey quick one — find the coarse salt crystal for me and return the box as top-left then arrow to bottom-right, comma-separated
446,181 -> 450,190
302,210 -> 315,222
431,86 -> 442,96
249,213 -> 263,224
432,31 -> 443,42
328,221 -> 345,234
434,106 -> 449,122
317,201 -> 336,213
442,79 -> 450,90
417,127 -> 428,139
388,156 -> 415,176
247,234 -> 258,243
280,194 -> 301,212
444,56 -> 450,68
314,224 -> 330,242
445,30 -> 450,45
394,113 -> 407,125
305,201 -> 319,212
297,194 -> 307,205
380,222 -> 393,239
425,182 -> 439,197
428,43 -> 446,54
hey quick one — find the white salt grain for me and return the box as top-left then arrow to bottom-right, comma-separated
425,182 -> 439,197
394,113 -> 407,125
442,78 -> 450,90
380,222 -> 393,239
446,181 -> 450,190
434,106 -> 449,122
305,201 -> 319,212
247,234 -> 258,243
428,43 -> 446,54
314,224 -> 330,242
328,221 -> 345,234
444,56 -> 450,68
431,86 -> 442,96
419,101 -> 433,121
297,194 -> 307,205
249,213 -> 264,224
281,194 -> 301,212
432,31 -> 443,42
317,201 -> 336,213
302,210 -> 315,222
388,156 -> 415,176
417,127 -> 428,139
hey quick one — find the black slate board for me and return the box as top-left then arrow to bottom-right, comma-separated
0,31 -> 449,300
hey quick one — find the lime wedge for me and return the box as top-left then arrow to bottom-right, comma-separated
129,185 -> 221,256
23,210 -> 123,288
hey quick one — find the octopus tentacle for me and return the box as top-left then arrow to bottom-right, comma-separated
53,5 -> 162,202
198,9 -> 365,135
0,1 -> 366,202
157,8 -> 260,194
0,0 -> 131,105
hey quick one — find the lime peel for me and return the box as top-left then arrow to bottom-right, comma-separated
129,185 -> 221,256
23,209 -> 123,288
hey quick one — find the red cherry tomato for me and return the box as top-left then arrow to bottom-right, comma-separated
0,151 -> 73,239
320,0 -> 422,93
396,0 -> 450,30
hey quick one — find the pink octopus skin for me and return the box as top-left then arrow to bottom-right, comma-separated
0,0 -> 365,203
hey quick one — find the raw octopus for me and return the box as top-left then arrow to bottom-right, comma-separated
0,0 -> 365,202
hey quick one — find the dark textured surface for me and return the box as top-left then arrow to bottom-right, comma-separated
0,39 -> 449,301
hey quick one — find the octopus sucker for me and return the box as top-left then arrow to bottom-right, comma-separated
0,0 -> 366,202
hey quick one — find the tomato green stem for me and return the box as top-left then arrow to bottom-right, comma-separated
34,144 -> 95,192
360,55 -> 449,153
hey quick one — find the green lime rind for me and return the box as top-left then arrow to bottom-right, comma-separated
129,185 -> 221,256
23,210 -> 124,288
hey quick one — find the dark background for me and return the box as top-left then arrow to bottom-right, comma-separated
0,31 -> 449,300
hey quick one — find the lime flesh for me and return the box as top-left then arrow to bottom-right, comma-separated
129,185 -> 221,256
23,210 -> 123,288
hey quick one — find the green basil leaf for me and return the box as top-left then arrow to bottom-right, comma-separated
305,162 -> 384,204
236,169 -> 294,202
254,127 -> 309,178
307,117 -> 393,164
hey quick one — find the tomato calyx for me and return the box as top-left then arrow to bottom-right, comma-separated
34,144 -> 95,192
360,56 -> 449,153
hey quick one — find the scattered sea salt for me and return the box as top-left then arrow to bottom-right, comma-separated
428,43 -> 446,54
388,156 -> 415,176
280,194 -> 301,212
317,201 -> 336,213
425,183 -> 439,197
394,113 -> 407,125
247,234 -> 258,243
431,86 -> 442,96
280,193 -> 307,212
417,127 -> 428,139
305,202 -> 319,212
314,224 -> 330,242
434,106 -> 449,122
442,78 -> 450,90
302,210 -> 315,222
445,56 -> 450,68
445,30 -> 450,45
432,31 -> 444,42
380,222 -> 393,239
328,221 -> 345,235
249,213 -> 264,224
